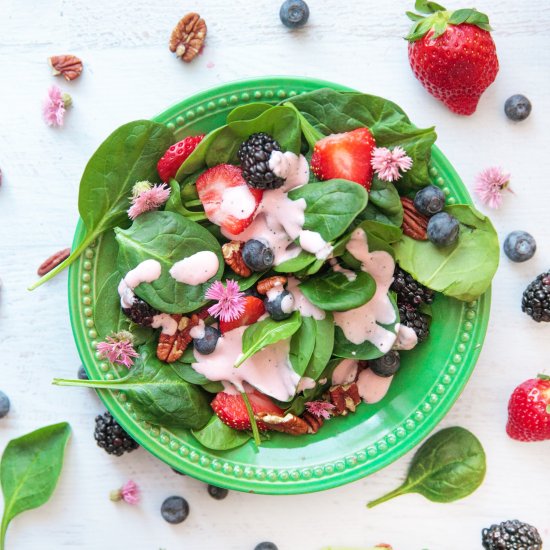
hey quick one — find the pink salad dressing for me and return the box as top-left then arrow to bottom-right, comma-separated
331,358 -> 358,385
356,368 -> 393,404
329,258 -> 357,282
117,259 -> 162,309
169,250 -> 219,285
189,319 -> 206,340
333,229 -> 398,353
269,151 -> 310,189
394,324 -> 418,350
296,376 -> 316,393
151,313 -> 178,335
286,277 -> 325,320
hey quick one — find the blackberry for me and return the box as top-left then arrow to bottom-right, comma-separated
94,412 -> 139,456
237,133 -> 285,190
391,266 -> 434,307
482,519 -> 542,550
398,303 -> 430,342
522,271 -> 550,322
123,297 -> 159,326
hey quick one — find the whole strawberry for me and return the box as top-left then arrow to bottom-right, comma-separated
406,1 -> 499,115
506,376 -> 550,442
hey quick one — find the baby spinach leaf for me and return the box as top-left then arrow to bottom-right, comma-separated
171,361 -> 223,393
53,345 -> 211,430
392,204 -> 499,301
115,210 -> 223,313
289,316 -> 317,376
355,178 -> 404,227
226,103 -> 273,123
299,271 -> 375,311
1,422 -> 71,550
94,271 -> 127,338
30,120 -> 174,289
227,270 -> 265,291
303,313 -> 335,381
235,312 -> 303,368
191,415 -> 251,451
357,219 -> 403,243
367,427 -> 486,508
165,179 -> 206,221
274,251 -> 317,274
288,179 -> 368,243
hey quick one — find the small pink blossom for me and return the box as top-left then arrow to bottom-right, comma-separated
42,85 -> 70,127
371,146 -> 413,182
110,480 -> 140,505
128,182 -> 171,220
474,167 -> 512,209
205,280 -> 245,322
305,400 -> 335,420
96,332 -> 139,368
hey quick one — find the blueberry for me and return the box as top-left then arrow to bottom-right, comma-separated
161,496 -> 189,524
369,351 -> 400,377
77,365 -> 89,380
207,484 -> 229,500
264,290 -> 294,321
193,325 -> 221,355
413,185 -> 445,216
503,230 -> 536,262
427,212 -> 459,247
0,391 -> 10,419
255,543 -> 278,550
504,94 -> 532,121
279,0 -> 309,28
242,239 -> 275,272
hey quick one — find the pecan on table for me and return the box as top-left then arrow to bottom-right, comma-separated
169,12 -> 207,63
37,248 -> 71,276
49,55 -> 83,81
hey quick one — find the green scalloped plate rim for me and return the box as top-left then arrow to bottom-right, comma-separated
68,76 -> 491,494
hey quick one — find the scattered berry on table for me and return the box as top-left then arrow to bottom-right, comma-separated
482,519 -> 542,550
219,295 -> 265,333
427,212 -> 459,247
391,266 -> 434,307
193,325 -> 221,355
238,133 -> 285,190
0,390 -> 10,419
94,412 -> 139,456
123,296 -> 160,326
413,185 -> 445,216
279,0 -> 309,28
264,289 -> 295,321
369,351 -> 401,378
160,496 -> 189,524
207,484 -> 229,500
157,134 -> 205,182
506,376 -> 550,442
503,231 -> 536,262
311,127 -> 376,191
521,271 -> 550,322
504,94 -> 532,122
77,365 -> 89,380
242,239 -> 275,271
398,303 -> 430,342
255,543 -> 279,550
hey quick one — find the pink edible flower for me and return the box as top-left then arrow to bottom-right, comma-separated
305,400 -> 335,420
205,280 -> 245,322
96,332 -> 139,368
42,85 -> 70,127
474,167 -> 512,209
128,182 -> 171,220
371,146 -> 413,182
110,480 -> 140,505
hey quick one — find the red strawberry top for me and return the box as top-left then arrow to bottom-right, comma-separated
157,134 -> 205,182
406,2 -> 498,115
506,376 -> 550,442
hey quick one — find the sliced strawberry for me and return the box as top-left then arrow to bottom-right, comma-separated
211,390 -> 284,431
196,164 -> 263,235
310,127 -> 376,191
219,296 -> 265,334
157,134 -> 205,182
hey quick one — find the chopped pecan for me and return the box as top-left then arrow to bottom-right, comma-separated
301,411 -> 324,434
401,197 -> 428,240
37,248 -> 71,276
257,276 -> 287,295
169,13 -> 207,63
156,310 -> 208,363
222,241 -> 251,277
49,54 -> 83,81
327,383 -> 361,416
255,413 -> 309,436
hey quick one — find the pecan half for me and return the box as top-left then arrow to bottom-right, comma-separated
169,13 -> 207,63
257,276 -> 287,295
156,310 -> 208,363
49,55 -> 83,81
255,413 -> 309,436
37,248 -> 71,276
401,197 -> 428,240
327,383 -> 361,416
222,241 -> 251,277
301,411 -> 324,434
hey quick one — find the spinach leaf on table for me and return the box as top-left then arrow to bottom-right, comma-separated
1,422 -> 71,550
53,345 -> 211,430
289,316 -> 317,376
367,427 -> 486,508
191,415 -> 251,451
392,204 -> 499,301
115,210 -> 223,314
30,120 -> 174,289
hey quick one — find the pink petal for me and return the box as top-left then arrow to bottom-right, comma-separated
121,480 -> 140,505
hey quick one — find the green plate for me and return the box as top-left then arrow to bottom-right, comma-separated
68,76 -> 490,494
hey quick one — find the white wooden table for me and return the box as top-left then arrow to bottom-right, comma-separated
1,1 -> 549,548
